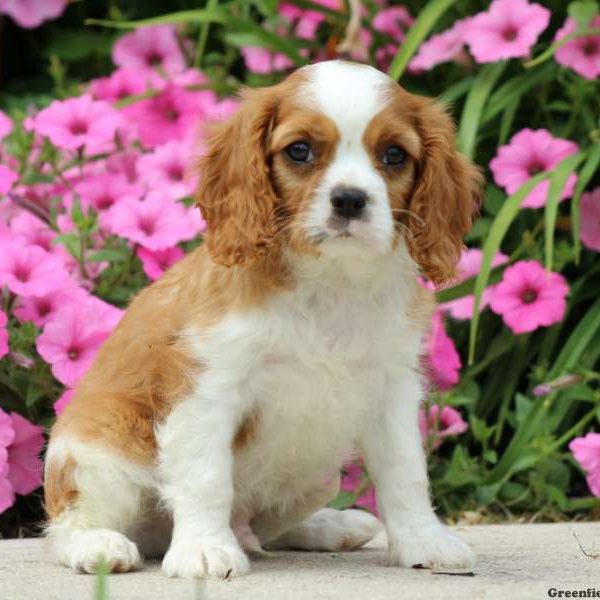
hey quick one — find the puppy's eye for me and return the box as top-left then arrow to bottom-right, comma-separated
286,142 -> 313,164
382,145 -> 406,167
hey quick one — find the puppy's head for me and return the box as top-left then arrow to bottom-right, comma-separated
197,60 -> 482,284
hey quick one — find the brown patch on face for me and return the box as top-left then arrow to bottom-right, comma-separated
362,91 -> 420,239
269,101 -> 340,254
374,83 -> 483,284
44,453 -> 78,519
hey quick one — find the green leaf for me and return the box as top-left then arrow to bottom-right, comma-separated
88,250 -> 129,264
524,26 -> 600,68
388,0 -> 457,81
544,152 -> 586,271
457,62 -> 506,160
481,64 -> 554,125
435,264 -> 505,303
568,1 -> 599,28
572,143 -> 600,263
468,171 -> 548,363
86,9 -> 230,29
328,491 -> 358,510
438,77 -> 475,104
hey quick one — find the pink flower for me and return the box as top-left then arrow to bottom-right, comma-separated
580,188 -> 600,252
0,240 -> 71,298
441,249 -> 508,320
425,312 -> 461,390
14,284 -> 88,327
54,389 -> 75,416
241,47 -> 294,74
0,0 -> 68,28
33,94 -> 124,156
71,172 -> 144,215
490,129 -> 579,209
0,165 -> 18,195
554,16 -> 600,81
419,405 -> 468,449
569,433 -> 600,497
127,84 -> 204,148
374,6 -> 414,68
340,461 -> 377,514
89,68 -> 152,103
8,211 -> 58,255
137,246 -> 184,281
0,109 -> 12,141
0,310 -> 8,359
490,260 -> 569,334
112,26 -> 186,77
464,0 -> 550,63
137,141 -> 197,200
0,408 -> 44,514
36,297 -> 123,387
409,18 -> 471,72
105,191 -> 204,251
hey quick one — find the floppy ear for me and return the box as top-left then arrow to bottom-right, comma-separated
196,88 -> 280,267
405,99 -> 483,285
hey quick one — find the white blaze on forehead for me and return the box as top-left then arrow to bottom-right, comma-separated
299,61 -> 392,135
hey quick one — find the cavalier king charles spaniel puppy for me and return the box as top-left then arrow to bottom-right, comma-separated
45,60 -> 482,578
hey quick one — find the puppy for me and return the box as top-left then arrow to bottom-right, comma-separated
44,60 -> 482,578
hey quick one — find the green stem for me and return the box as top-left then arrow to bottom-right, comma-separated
195,0 -> 219,68
524,27 -> 600,69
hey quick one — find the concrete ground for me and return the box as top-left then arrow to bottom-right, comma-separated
2,522 -> 599,600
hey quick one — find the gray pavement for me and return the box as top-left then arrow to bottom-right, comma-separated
2,522 -> 600,599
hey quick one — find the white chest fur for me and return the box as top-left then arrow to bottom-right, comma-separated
181,246 -> 424,513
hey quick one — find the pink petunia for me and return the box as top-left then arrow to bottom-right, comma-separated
0,165 -> 18,195
409,18 -> 471,72
126,84 -> 204,148
0,310 -> 8,359
105,191 -> 204,251
0,408 -> 44,514
554,16 -> 600,81
373,6 -> 414,67
464,0 -> 550,63
425,312 -> 461,390
36,297 -> 123,387
490,260 -> 569,334
89,68 -> 152,103
8,211 -> 58,255
54,389 -> 75,416
340,461 -> 377,514
441,249 -> 509,320
490,129 -> 579,209
70,172 -> 144,215
419,405 -> 468,449
0,0 -> 68,28
0,240 -> 71,298
32,94 -> 124,156
14,284 -> 89,327
137,141 -> 197,200
0,109 -> 12,141
113,26 -> 186,77
569,433 -> 600,497
580,188 -> 600,252
241,47 -> 294,75
137,246 -> 185,281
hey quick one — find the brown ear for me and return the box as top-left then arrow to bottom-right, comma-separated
196,88 -> 280,267
405,99 -> 483,285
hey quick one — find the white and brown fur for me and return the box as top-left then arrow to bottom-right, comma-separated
44,61 -> 482,578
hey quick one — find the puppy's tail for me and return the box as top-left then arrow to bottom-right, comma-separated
268,508 -> 382,551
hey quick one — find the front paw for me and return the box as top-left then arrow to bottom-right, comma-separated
388,520 -> 475,570
162,539 -> 250,579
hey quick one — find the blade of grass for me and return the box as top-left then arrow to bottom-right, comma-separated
438,77 -> 475,104
456,62 -> 506,160
481,63 -> 554,125
544,152 -> 586,271
468,171 -> 548,364
86,9 -> 230,28
572,143 -> 600,264
435,264 -> 506,303
195,0 -> 219,68
388,0 -> 456,81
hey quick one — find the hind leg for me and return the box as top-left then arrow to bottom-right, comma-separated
45,437 -> 151,573
252,477 -> 382,552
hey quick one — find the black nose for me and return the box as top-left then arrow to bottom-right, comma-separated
330,187 -> 367,219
